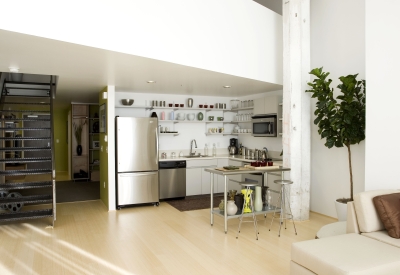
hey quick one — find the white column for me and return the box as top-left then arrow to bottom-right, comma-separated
282,0 -> 311,221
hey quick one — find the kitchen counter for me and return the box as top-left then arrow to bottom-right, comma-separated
205,165 -> 290,233
159,154 -> 283,164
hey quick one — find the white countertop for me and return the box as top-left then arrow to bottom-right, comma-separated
159,154 -> 283,165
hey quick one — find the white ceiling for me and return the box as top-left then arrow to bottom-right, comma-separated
0,29 -> 282,109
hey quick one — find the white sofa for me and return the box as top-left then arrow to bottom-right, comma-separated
290,190 -> 400,275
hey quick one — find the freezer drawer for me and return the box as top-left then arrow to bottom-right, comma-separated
117,171 -> 159,207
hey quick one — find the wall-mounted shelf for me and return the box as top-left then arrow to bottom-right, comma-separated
205,133 -> 235,136
224,107 -> 253,112
160,133 -> 180,136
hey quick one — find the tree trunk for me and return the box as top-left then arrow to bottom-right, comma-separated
346,144 -> 353,201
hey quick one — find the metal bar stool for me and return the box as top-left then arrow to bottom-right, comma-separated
236,182 -> 259,240
268,179 -> 297,237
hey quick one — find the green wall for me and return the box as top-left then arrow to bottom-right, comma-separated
54,108 -> 69,173
99,87 -> 108,208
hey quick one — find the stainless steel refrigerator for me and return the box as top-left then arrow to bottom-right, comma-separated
115,117 -> 159,209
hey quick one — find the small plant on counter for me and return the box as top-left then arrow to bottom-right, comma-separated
306,67 -> 366,202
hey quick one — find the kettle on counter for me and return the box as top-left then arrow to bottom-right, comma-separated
228,145 -> 237,155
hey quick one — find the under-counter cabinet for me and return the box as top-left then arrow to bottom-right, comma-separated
186,159 -> 217,196
186,168 -> 202,196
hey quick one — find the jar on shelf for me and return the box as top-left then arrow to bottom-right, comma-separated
230,99 -> 239,109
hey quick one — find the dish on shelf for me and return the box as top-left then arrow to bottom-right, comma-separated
187,113 -> 195,121
208,116 -> 214,121
121,99 -> 134,105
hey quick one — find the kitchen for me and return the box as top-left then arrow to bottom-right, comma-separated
113,90 -> 285,210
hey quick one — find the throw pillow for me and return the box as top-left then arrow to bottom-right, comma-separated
373,193 -> 400,238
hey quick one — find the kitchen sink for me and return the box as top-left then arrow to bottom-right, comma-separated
183,155 -> 209,158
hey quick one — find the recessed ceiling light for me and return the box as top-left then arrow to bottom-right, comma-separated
223,85 -> 231,88
147,80 -> 156,83
9,67 -> 19,73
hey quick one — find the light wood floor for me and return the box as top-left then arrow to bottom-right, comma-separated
0,200 -> 335,275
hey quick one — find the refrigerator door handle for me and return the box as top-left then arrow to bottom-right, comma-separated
119,172 -> 158,177
155,126 -> 159,162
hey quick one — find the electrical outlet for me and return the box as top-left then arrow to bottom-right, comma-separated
103,182 -> 105,188
56,139 -> 59,143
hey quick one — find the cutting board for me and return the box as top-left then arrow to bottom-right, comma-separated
244,165 -> 280,170
214,167 -> 253,172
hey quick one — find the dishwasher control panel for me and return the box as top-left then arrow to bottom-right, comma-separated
159,161 -> 186,169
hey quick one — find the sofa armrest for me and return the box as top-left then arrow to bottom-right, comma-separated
347,201 -> 360,234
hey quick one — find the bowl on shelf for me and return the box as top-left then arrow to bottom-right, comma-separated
199,104 -> 204,108
180,104 -> 184,107
210,105 -> 214,108
217,117 -> 224,121
177,113 -> 185,120
208,116 -> 214,121
121,99 -> 134,106
175,104 -> 179,107
168,103 -> 173,107
187,113 -> 195,121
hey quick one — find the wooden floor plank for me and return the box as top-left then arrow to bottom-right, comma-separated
0,200 -> 336,275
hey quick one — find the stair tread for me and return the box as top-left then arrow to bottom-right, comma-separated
1,157 -> 52,163
0,169 -> 52,176
0,127 -> 51,130
0,181 -> 53,190
0,194 -> 52,204
0,137 -> 51,140
0,209 -> 53,222
0,147 -> 51,151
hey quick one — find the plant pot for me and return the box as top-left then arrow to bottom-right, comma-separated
226,200 -> 238,216
335,200 -> 347,221
77,145 -> 82,156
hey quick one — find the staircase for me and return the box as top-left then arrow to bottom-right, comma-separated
0,73 -> 57,226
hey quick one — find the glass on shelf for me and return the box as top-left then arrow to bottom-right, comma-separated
230,99 -> 239,109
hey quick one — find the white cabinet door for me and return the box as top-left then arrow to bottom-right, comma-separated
253,98 -> 265,115
264,96 -> 279,114
186,168 -> 202,196
201,167 -> 217,194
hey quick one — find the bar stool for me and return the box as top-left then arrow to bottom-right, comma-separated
236,182 -> 259,240
269,179 -> 297,237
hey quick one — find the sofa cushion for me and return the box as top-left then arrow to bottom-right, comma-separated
354,189 -> 399,233
291,233 -> 400,275
362,231 -> 400,248
373,193 -> 400,238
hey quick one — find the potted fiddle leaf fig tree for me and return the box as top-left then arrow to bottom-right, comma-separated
306,67 -> 366,219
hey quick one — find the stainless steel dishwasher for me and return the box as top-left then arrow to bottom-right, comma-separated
159,161 -> 186,199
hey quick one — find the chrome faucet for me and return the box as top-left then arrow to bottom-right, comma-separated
263,147 -> 269,160
190,139 -> 197,156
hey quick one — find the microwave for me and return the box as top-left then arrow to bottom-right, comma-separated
251,114 -> 277,137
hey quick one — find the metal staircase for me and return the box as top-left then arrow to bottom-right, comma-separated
0,73 -> 57,226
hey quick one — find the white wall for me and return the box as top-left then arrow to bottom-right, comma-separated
115,90 -> 283,154
0,0 -> 282,85
310,0 -> 365,217
365,1 -> 400,190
